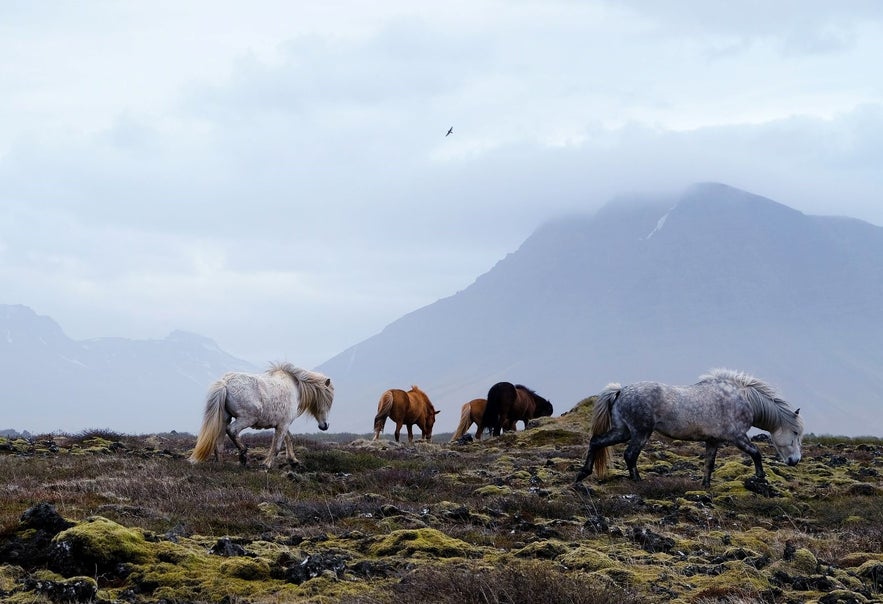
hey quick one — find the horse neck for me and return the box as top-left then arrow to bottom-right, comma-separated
746,390 -> 786,433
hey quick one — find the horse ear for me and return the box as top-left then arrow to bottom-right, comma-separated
795,408 -> 800,415
435,410 -> 441,415
325,378 -> 331,387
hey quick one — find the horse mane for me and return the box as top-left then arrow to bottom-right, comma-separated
268,362 -> 334,417
515,384 -> 539,402
698,368 -> 803,434
408,385 -> 437,411
516,384 -> 550,406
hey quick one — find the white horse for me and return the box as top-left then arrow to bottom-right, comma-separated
189,362 -> 334,468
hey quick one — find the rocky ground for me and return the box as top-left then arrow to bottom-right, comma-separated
0,399 -> 881,603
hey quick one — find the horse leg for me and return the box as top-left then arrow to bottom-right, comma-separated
265,426 -> 287,469
575,426 -> 630,482
284,432 -> 301,469
226,420 -> 249,466
474,419 -> 484,441
406,424 -> 415,443
732,434 -> 765,481
394,421 -> 403,442
624,433 -> 650,482
702,441 -> 721,487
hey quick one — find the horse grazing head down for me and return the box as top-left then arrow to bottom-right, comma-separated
768,407 -> 804,466
518,385 -> 553,418
409,385 -> 440,439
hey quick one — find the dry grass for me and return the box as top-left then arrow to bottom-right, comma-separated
1,424 -> 881,603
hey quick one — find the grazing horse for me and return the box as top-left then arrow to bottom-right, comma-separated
450,398 -> 490,441
574,369 -> 804,487
482,382 -> 554,437
373,386 -> 440,442
189,363 -> 334,468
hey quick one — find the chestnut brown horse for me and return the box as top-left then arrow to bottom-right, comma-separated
450,398 -> 490,441
373,386 -> 440,442
482,382 -> 554,437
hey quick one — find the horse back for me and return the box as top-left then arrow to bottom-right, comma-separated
407,386 -> 437,421
513,386 -> 536,420
469,398 -> 487,422
621,381 -> 750,441
484,381 -> 516,429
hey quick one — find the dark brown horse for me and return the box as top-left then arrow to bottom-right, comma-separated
450,398 -> 490,441
373,385 -> 440,442
482,382 -> 553,437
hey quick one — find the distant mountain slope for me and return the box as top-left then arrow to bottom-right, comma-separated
319,183 -> 883,437
0,305 -> 258,433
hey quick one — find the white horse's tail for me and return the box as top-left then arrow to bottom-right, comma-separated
591,383 -> 621,478
190,381 -> 228,463
450,401 -> 473,441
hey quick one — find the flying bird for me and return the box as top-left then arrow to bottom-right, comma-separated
446,126 -> 453,137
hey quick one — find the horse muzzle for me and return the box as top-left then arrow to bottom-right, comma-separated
786,456 -> 800,466
318,421 -> 329,431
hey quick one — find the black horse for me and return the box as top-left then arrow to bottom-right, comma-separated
482,382 -> 553,437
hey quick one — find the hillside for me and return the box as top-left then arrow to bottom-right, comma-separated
319,183 -> 883,437
0,414 -> 880,603
0,304 -> 257,434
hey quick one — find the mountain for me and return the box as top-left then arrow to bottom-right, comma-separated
0,305 -> 258,434
318,183 -> 883,437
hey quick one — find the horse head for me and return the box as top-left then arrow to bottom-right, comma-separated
769,408 -> 803,466
423,404 -> 440,438
304,375 -> 333,431
533,394 -> 554,418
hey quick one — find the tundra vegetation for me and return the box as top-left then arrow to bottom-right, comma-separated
0,399 -> 881,603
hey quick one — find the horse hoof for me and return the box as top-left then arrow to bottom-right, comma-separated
571,483 -> 593,496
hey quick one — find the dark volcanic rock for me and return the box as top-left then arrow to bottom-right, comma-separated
272,552 -> 347,584
22,575 -> 98,603
744,475 -> 780,497
631,526 -> 675,553
0,503 -> 74,569
209,537 -> 248,557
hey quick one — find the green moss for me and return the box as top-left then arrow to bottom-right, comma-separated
368,528 -> 473,558
0,565 -> 24,592
473,485 -> 511,497
713,460 -> 755,482
838,552 -> 883,568
521,427 -> 586,447
258,501 -> 282,517
0,438 -> 31,454
597,566 -> 650,588
510,470 -> 532,481
219,556 -> 271,580
52,516 -> 152,566
514,539 -> 569,559
557,546 -> 616,571
791,547 -> 818,574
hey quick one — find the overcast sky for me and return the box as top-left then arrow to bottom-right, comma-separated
2,1 -> 882,367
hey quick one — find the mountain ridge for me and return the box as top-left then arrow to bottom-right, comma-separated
0,304 -> 258,434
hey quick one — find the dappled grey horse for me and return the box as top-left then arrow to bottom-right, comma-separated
575,369 -> 804,487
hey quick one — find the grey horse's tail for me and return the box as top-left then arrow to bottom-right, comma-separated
190,381 -> 228,463
373,390 -> 394,439
450,401 -> 473,441
590,384 -> 621,478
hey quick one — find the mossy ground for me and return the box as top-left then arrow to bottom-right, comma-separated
0,415 -> 881,603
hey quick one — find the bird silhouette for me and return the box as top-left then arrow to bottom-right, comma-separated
446,126 -> 453,137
